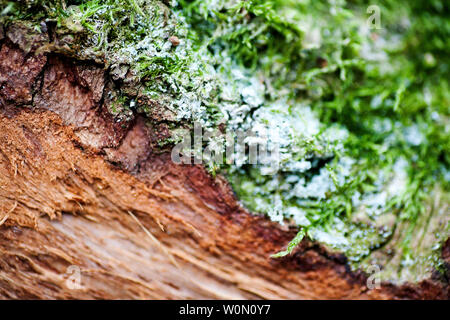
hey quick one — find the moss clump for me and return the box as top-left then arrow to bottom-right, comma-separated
181,0 -> 449,283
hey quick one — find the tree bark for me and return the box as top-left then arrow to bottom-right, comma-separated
0,23 -> 448,300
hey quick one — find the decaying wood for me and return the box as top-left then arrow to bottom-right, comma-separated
0,23 -> 448,300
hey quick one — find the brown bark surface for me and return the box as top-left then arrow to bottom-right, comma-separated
0,24 -> 448,299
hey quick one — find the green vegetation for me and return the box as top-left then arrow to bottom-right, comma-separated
1,0 -> 448,283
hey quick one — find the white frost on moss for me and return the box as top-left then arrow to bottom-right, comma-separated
403,124 -> 425,146
308,223 -> 350,248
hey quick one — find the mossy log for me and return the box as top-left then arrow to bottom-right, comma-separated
0,21 -> 448,300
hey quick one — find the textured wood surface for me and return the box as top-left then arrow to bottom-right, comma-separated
0,23 -> 447,299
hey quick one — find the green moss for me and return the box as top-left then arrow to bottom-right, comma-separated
175,0 -> 449,283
